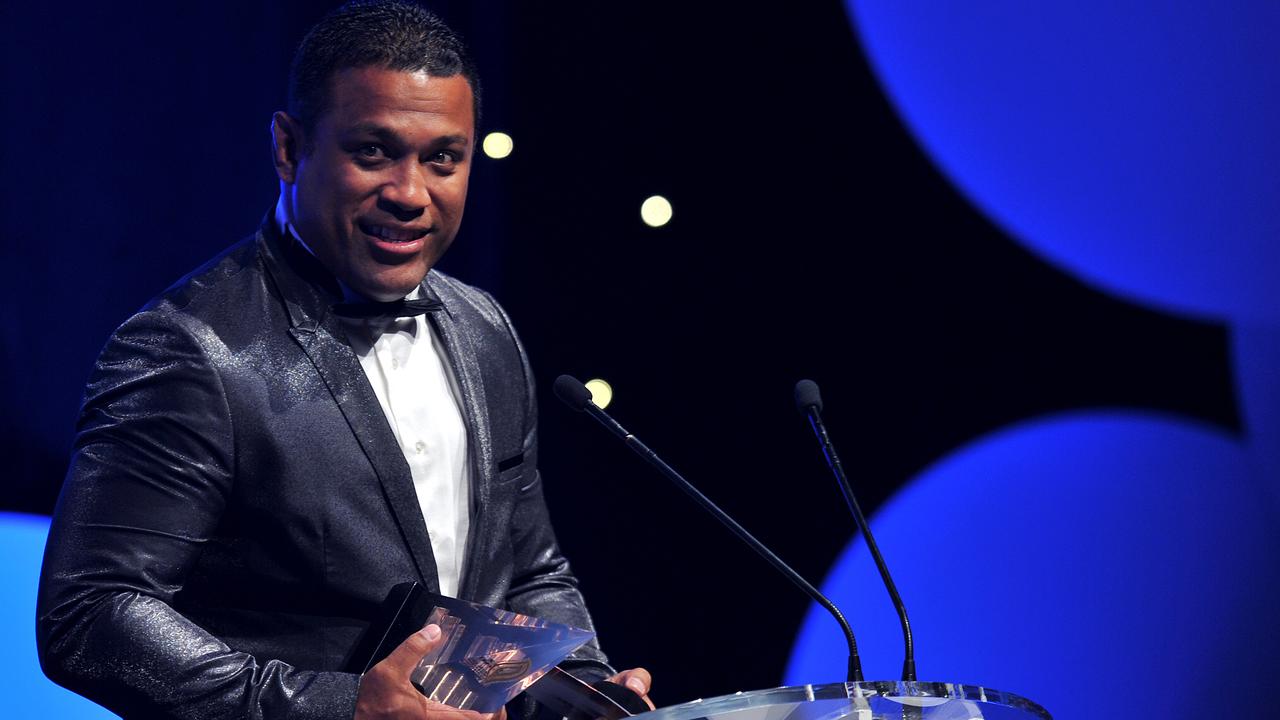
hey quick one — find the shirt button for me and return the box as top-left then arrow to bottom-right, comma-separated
391,358 -> 400,369
414,441 -> 426,454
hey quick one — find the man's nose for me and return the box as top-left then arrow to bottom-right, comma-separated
379,162 -> 430,219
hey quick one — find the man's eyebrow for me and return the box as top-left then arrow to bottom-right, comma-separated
434,134 -> 470,148
344,123 -> 402,143
343,124 -> 470,148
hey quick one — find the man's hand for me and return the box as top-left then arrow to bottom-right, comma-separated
606,668 -> 655,711
356,624 -> 509,720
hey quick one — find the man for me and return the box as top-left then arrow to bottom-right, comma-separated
36,2 -> 651,718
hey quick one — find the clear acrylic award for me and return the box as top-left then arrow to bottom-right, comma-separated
347,582 -> 597,713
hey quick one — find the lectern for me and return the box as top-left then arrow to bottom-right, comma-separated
636,681 -> 1051,720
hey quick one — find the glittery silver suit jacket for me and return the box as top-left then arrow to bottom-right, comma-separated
37,220 -> 613,719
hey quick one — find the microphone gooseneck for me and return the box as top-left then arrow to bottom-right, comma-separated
795,379 -> 916,682
554,374 -> 864,683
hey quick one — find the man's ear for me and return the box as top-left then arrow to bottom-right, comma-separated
271,111 -> 304,184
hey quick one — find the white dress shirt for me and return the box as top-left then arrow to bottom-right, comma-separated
275,198 -> 470,597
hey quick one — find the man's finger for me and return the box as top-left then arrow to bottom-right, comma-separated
606,667 -> 653,710
609,667 -> 651,697
413,698 -> 507,720
379,623 -> 443,679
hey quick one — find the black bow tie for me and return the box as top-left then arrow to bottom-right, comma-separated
332,296 -> 444,319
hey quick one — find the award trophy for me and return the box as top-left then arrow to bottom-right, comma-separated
347,582 -> 640,718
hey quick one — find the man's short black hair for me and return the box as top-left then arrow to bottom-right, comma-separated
288,0 -> 481,133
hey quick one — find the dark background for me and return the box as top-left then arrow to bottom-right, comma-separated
0,0 -> 1236,709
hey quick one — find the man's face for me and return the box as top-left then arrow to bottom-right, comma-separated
275,67 -> 474,301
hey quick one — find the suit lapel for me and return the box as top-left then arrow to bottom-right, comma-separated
291,324 -> 442,592
258,224 -> 441,592
424,277 -> 494,601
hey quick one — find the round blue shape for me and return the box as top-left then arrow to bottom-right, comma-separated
786,413 -> 1280,720
847,2 -> 1280,322
0,513 -> 116,718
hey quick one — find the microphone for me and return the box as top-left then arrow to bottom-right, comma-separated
553,374 -> 865,683
794,379 -> 916,682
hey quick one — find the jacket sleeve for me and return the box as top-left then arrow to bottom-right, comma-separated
486,295 -> 616,687
36,310 -> 360,720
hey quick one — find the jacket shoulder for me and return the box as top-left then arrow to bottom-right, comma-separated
144,234 -> 266,318
84,233 -> 283,411
428,270 -> 520,339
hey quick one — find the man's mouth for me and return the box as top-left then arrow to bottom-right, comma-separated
358,221 -> 430,243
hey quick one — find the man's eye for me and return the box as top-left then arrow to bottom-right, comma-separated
430,151 -> 458,165
357,145 -> 385,159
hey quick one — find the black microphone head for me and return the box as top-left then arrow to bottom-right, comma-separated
553,374 -> 594,411
794,379 -> 823,413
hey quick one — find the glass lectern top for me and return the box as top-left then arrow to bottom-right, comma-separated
636,681 -> 1051,720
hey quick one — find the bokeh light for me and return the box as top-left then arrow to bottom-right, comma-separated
640,196 -> 673,227
482,132 -> 514,159
584,378 -> 613,409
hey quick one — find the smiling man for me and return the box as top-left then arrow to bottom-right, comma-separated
36,3 -> 650,719
275,65 -> 473,303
